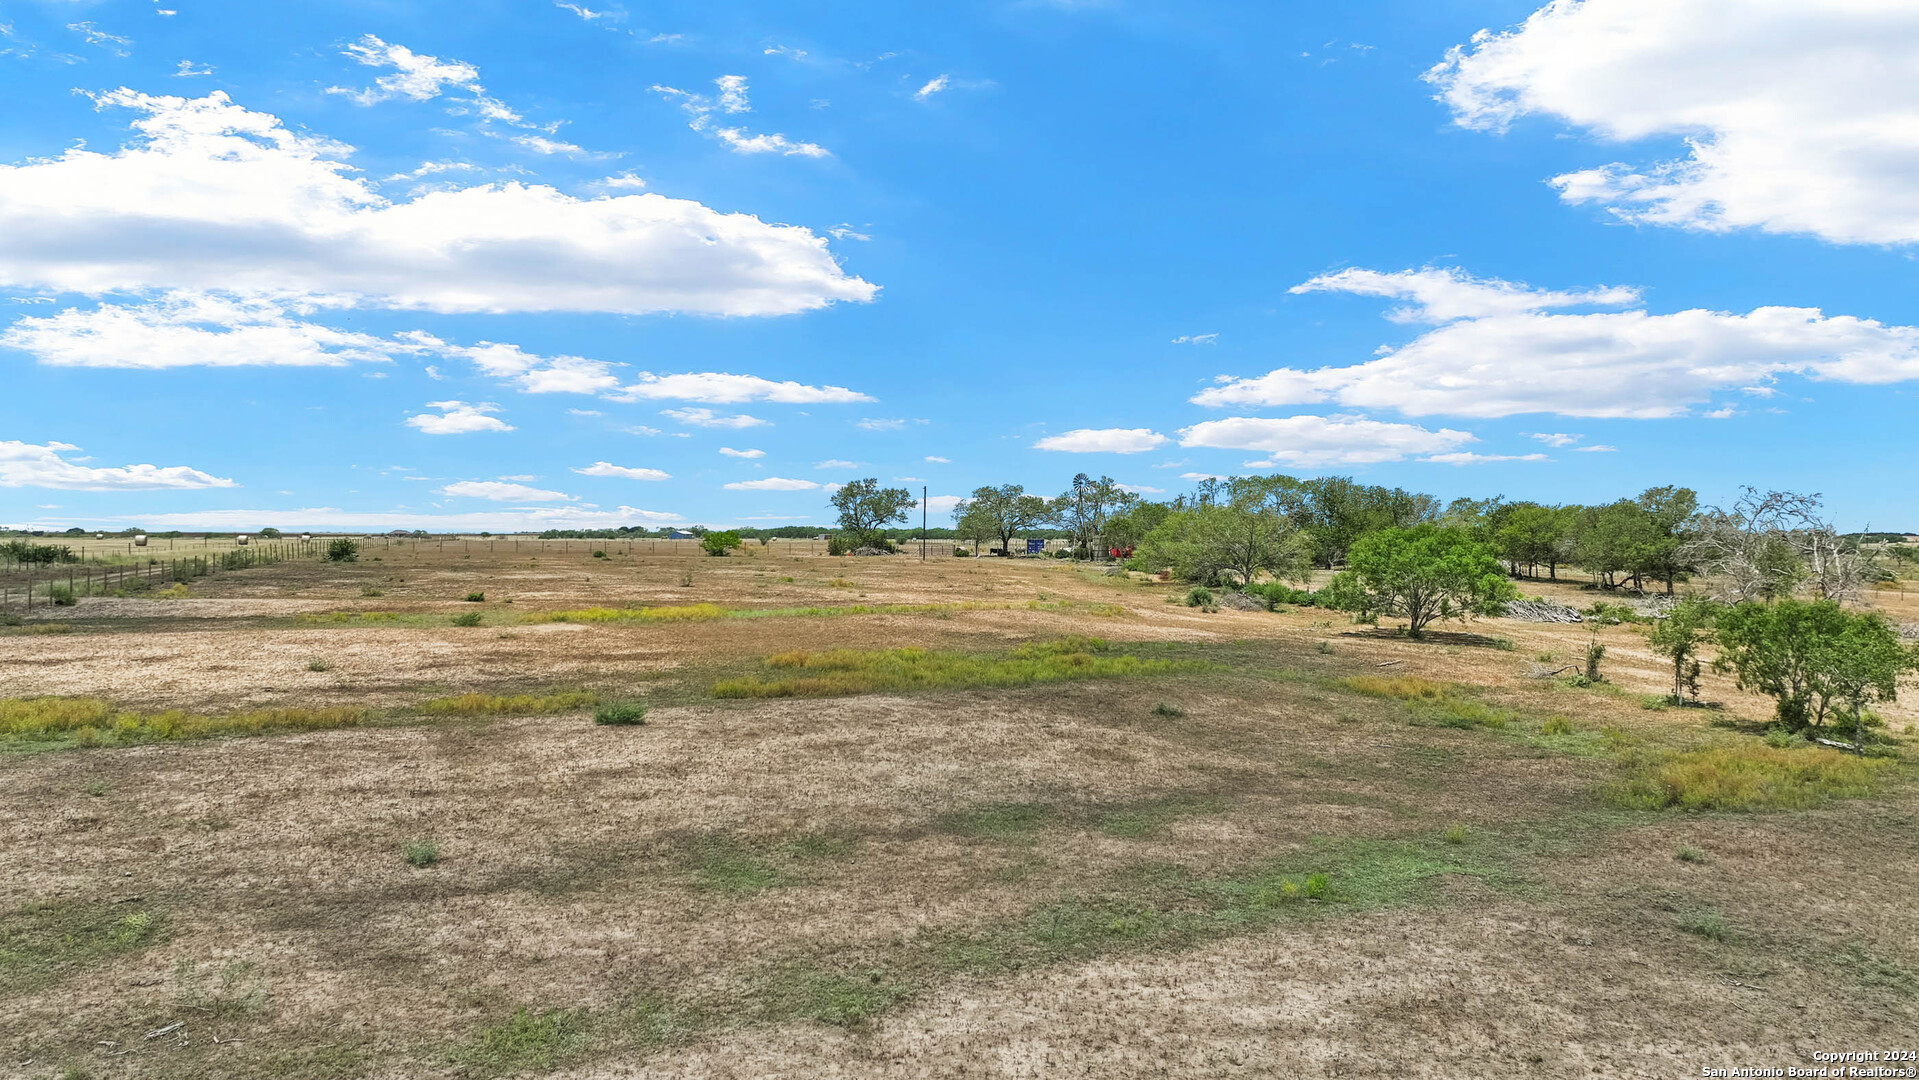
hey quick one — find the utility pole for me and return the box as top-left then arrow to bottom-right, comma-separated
921,486 -> 927,561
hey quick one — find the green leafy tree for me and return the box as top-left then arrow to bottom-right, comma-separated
1295,477 -> 1441,569
831,479 -> 916,548
1494,502 -> 1571,580
700,530 -> 743,556
1645,596 -> 1718,703
1322,525 -> 1517,637
1713,599 -> 1852,731
1104,500 -> 1172,554
952,484 -> 1054,555
1825,614 -> 1919,750
325,538 -> 359,563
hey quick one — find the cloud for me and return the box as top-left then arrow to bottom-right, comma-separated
722,477 -> 820,491
1196,268 -> 1919,419
0,293 -> 403,368
855,418 -> 907,432
1428,1 -> 1919,244
661,407 -> 768,428
554,1 -> 615,20
0,90 -> 874,316
923,494 -> 962,514
1289,267 -> 1637,323
914,75 -> 951,101
438,480 -> 575,502
329,35 -> 481,105
924,455 -> 949,463
814,459 -> 859,469
1523,432 -> 1582,447
611,371 -> 873,403
718,447 -> 765,459
0,439 -> 235,490
1420,452 -> 1550,465
1573,444 -> 1618,453
115,505 -> 680,530
828,224 -> 871,241
572,462 -> 670,480
1116,483 -> 1164,494
406,401 -> 513,435
653,75 -> 830,157
173,60 -> 213,77
1171,333 -> 1218,345
1033,428 -> 1167,454
69,22 -> 131,56
1177,416 -> 1476,467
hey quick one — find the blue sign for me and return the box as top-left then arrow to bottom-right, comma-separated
1026,538 -> 1044,554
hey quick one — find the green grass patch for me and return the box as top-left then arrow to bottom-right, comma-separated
1674,908 -> 1729,941
1606,744 -> 1893,811
759,966 -> 913,1028
1835,944 -> 1917,997
526,603 -> 730,624
593,701 -> 647,726
936,801 -> 1054,841
690,833 -> 781,894
784,831 -> 860,860
448,1007 -> 590,1077
1094,795 -> 1226,839
404,840 -> 442,868
415,691 -> 598,717
712,638 -> 1208,699
0,901 -> 162,993
1341,674 -> 1448,700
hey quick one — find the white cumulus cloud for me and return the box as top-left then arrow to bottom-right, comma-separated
1033,428 -> 1167,454
1177,416 -> 1476,467
0,440 -> 235,490
1420,452 -> 1550,465
0,293 -> 403,368
611,371 -> 873,404
661,407 -> 768,428
438,480 -> 575,502
722,477 -> 820,491
914,75 -> 951,101
406,401 -> 513,435
1196,268 -> 1919,419
572,462 -> 671,480
329,35 -> 481,105
1429,0 -> 1919,244
0,89 -> 873,316
718,447 -> 765,459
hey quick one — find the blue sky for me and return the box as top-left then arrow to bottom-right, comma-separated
3,0 -> 1917,531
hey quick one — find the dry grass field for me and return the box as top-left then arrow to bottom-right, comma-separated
2,542 -> 1915,1079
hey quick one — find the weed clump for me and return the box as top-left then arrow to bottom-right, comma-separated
593,701 -> 647,726
450,612 -> 484,627
1675,909 -> 1728,941
450,1008 -> 588,1075
404,840 -> 441,868
1151,702 -> 1185,718
1675,845 -> 1708,864
1608,744 -> 1891,811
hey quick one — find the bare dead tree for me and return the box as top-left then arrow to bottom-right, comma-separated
1681,487 -> 1880,605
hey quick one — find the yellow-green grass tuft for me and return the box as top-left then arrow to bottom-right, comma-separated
0,697 -> 374,747
528,604 -> 728,624
415,691 -> 599,716
1607,744 -> 1893,811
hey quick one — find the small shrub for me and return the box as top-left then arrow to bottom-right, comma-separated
325,539 -> 359,562
592,549 -> 607,559
1583,638 -> 1607,682
1150,702 -> 1184,718
464,591 -> 485,603
361,586 -> 384,597
49,586 -> 76,607
1441,824 -> 1468,845
1315,640 -> 1334,655
1675,845 -> 1708,864
404,840 -> 441,868
1301,872 -> 1331,900
155,583 -> 189,599
450,612 -> 483,627
1675,909 -> 1728,941
594,701 -> 648,726
953,547 -> 970,558
1540,715 -> 1576,737
306,659 -> 332,672
1184,586 -> 1214,609
678,570 -> 695,588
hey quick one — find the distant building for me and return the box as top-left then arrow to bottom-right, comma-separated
668,529 -> 696,540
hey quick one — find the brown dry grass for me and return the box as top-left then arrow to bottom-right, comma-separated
0,548 -> 1914,1079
